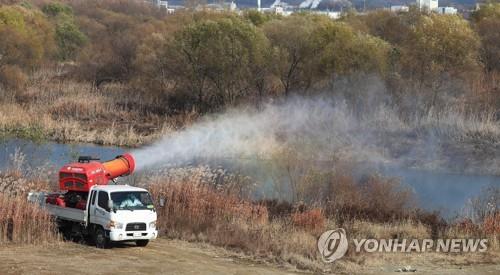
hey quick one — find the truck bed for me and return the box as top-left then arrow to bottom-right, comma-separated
28,192 -> 86,223
45,204 -> 86,223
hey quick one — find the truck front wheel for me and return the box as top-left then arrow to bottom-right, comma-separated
94,227 -> 110,249
136,240 -> 149,247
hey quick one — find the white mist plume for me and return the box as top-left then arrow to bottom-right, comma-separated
132,95 -> 393,171
130,71 -> 500,176
299,0 -> 314,8
299,0 -> 324,9
311,0 -> 322,9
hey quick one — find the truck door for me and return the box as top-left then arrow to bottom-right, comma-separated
88,190 -> 97,225
92,191 -> 111,228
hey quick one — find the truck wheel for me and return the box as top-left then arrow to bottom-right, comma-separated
84,233 -> 95,246
136,240 -> 149,247
61,226 -> 72,241
94,227 -> 110,249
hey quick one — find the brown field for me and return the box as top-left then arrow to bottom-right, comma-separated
0,239 -> 498,275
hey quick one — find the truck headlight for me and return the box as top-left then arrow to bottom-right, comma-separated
149,221 -> 156,229
108,220 -> 124,229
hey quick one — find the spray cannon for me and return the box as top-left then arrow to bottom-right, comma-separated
102,154 -> 136,179
59,153 -> 136,192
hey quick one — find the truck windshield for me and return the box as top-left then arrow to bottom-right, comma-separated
110,191 -> 154,210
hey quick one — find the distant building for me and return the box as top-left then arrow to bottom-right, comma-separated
435,6 -> 457,14
153,0 -> 168,9
167,5 -> 184,13
312,11 -> 342,19
274,5 -> 284,14
390,5 -> 409,12
270,3 -> 293,16
417,0 -> 438,11
205,1 -> 238,12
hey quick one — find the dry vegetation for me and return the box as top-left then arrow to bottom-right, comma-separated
0,68 -> 180,146
0,153 -> 59,245
0,194 -> 59,245
141,166 -> 500,272
0,161 -> 498,271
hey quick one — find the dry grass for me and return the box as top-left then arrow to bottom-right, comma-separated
0,69 -> 178,146
148,176 -> 269,241
146,172 -> 327,271
0,171 -> 52,197
444,215 -> 500,252
0,149 -> 56,196
347,220 -> 431,240
140,166 -> 499,272
0,152 -> 60,245
0,164 -> 497,271
0,194 -> 59,245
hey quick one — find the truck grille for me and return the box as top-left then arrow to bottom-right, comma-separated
126,223 -> 146,231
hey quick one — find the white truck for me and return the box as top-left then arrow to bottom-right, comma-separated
29,184 -> 158,248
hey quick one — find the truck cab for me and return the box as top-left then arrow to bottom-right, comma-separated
87,185 -> 158,247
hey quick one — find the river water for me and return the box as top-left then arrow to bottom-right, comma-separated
1,138 -> 498,218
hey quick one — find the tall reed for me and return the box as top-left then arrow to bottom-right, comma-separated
0,194 -> 59,245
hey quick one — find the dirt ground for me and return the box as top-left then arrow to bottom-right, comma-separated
0,239 -> 301,275
358,254 -> 500,275
0,239 -> 498,275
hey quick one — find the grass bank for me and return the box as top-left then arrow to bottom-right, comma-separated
0,69 -> 184,146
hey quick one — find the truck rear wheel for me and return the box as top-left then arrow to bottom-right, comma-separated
94,227 -> 110,249
136,240 -> 149,247
61,226 -> 72,241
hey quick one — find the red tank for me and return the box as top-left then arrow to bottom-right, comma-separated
58,153 -> 135,192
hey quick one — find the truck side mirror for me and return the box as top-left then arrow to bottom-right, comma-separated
159,198 -> 165,207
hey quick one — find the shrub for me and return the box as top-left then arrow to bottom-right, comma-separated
259,199 -> 294,219
483,213 -> 500,235
42,2 -> 72,17
0,65 -> 27,94
54,15 -> 87,60
42,2 -> 86,61
0,6 -> 55,69
291,208 -> 326,233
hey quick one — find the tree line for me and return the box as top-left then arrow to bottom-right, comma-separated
1,0 -> 499,115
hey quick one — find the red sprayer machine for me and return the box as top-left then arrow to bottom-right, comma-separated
47,154 -> 136,209
30,153 -> 158,248
60,153 -> 135,190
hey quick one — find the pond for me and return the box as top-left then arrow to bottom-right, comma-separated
379,165 -> 499,218
0,139 -> 125,170
1,138 -> 498,218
